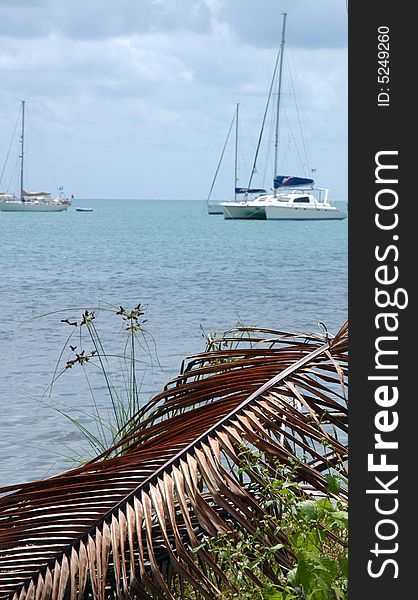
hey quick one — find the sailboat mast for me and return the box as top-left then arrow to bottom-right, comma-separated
234,102 -> 239,201
274,12 -> 287,197
20,100 -> 25,202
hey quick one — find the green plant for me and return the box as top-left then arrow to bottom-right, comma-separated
43,302 -> 159,459
199,453 -> 348,600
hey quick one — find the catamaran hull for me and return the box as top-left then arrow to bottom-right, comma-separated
0,201 -> 67,212
265,205 -> 346,220
222,204 -> 266,220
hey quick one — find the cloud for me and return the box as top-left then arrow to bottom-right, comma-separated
0,0 -> 347,48
0,0 -> 347,200
0,0 -> 215,40
216,0 -> 347,49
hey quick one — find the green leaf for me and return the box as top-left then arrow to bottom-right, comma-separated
265,592 -> 284,600
296,556 -> 312,590
318,557 -> 340,579
332,510 -> 348,529
338,556 -> 349,578
191,543 -> 206,553
270,543 -> 284,552
325,473 -> 341,494
316,497 -> 334,513
297,500 -> 317,521
286,567 -> 298,586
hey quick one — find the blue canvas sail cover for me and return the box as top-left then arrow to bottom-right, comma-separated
274,175 -> 314,188
235,187 -> 266,194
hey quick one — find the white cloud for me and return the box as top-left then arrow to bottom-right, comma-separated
0,1 -> 347,200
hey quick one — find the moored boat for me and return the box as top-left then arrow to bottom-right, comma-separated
0,196 -> 69,212
222,13 -> 345,222
207,103 -> 266,215
0,101 -> 70,213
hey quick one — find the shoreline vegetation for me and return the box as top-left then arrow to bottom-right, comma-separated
0,306 -> 348,599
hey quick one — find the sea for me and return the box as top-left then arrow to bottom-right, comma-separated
0,198 -> 347,487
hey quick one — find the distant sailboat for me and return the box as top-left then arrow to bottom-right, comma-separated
206,103 -> 265,215
0,101 -> 71,212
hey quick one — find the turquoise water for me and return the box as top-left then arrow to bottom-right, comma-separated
0,199 -> 347,486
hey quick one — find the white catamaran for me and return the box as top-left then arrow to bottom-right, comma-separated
222,13 -> 346,221
0,101 -> 71,212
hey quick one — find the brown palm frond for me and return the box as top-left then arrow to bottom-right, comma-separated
0,323 -> 348,599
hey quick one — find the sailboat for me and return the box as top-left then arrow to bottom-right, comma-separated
206,103 -> 265,215
222,14 -> 346,221
0,101 -> 71,212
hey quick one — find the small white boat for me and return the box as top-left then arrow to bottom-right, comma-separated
76,207 -> 94,212
0,101 -> 71,213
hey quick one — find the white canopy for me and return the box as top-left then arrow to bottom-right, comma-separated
23,189 -> 50,196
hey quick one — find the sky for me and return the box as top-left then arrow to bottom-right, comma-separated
0,0 -> 347,200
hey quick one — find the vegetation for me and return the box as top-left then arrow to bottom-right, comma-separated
201,455 -> 348,599
43,302 -> 158,459
0,307 -> 348,599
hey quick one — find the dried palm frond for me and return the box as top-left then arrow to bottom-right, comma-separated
0,322 -> 348,599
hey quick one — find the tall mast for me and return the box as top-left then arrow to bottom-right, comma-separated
20,100 -> 25,202
274,12 -> 287,197
234,102 -> 239,200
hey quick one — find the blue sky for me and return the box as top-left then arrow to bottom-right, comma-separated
0,0 -> 347,200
